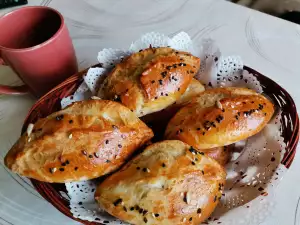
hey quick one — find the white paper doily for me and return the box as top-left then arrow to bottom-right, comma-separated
61,32 -> 287,225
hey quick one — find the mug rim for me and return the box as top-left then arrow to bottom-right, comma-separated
0,6 -> 65,53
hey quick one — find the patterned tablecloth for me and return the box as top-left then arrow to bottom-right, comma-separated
1,0 -> 300,224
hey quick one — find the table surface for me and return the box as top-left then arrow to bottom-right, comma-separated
1,0 -> 300,224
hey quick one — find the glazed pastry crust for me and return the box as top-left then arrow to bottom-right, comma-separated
99,47 -> 200,117
4,100 -> 153,183
165,87 -> 274,149
95,140 -> 226,225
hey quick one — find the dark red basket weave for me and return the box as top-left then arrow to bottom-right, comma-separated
21,66 -> 299,225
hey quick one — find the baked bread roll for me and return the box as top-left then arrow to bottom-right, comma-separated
99,47 -> 200,117
4,100 -> 153,183
141,78 -> 205,139
165,87 -> 274,149
95,140 -> 226,225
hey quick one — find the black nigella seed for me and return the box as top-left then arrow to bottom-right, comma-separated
123,206 -> 127,212
118,144 -> 122,148
202,170 -> 205,175
135,205 -> 140,210
151,80 -> 155,84
271,157 -> 275,162
159,80 -> 163,85
191,161 -> 196,165
197,127 -> 201,130
82,150 -> 87,155
166,66 -> 172,70
161,71 -> 167,77
162,163 -> 166,167
113,198 -> 122,206
210,121 -> 216,128
238,112 -> 241,116
178,88 -> 180,91
189,146 -> 197,154
142,210 -> 148,215
258,187 -> 264,191
199,152 -> 204,155
78,202 -> 83,205
94,152 -> 99,158
214,196 -> 217,202
56,115 -> 64,121
208,82 -> 212,87
139,208 -> 143,214
89,155 -> 93,158
105,140 -> 109,144
235,115 -> 239,120
154,97 -> 158,100
59,168 -> 64,172
103,221 -> 109,224
161,92 -> 163,96
69,120 -> 73,124
251,101 -> 254,103
258,104 -> 264,110
112,125 -> 118,129
189,217 -> 193,221
130,207 -> 134,211
244,79 -> 248,83
144,217 -> 148,223
142,168 -> 147,172
264,113 -> 267,116
74,167 -> 78,171
137,167 -> 141,170
37,128 -> 43,131
173,64 -> 177,68
106,160 -> 111,163
61,163 -> 66,166
195,158 -> 198,161
155,213 -> 159,217
190,70 -> 194,74
222,109 -> 225,112
197,208 -> 202,214
165,93 -> 168,96
202,132 -> 206,135
49,168 -> 54,173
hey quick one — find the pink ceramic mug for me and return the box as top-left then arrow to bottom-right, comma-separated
0,6 -> 78,97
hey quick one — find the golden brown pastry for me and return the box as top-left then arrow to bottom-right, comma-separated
165,87 -> 274,149
4,100 -> 153,183
99,47 -> 201,117
95,140 -> 226,225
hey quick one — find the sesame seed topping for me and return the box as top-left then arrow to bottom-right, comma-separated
49,168 -> 56,173
82,150 -> 87,155
56,115 -> 64,121
69,133 -> 73,139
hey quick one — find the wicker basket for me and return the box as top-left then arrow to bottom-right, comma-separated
21,66 -> 299,225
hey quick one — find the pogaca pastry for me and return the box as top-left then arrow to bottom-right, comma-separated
95,140 -> 226,225
98,47 -> 200,117
165,87 -> 274,149
4,100 -> 153,183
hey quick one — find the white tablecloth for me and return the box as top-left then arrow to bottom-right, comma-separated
1,0 -> 300,224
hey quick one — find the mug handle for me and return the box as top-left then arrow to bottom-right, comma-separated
0,57 -> 29,95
